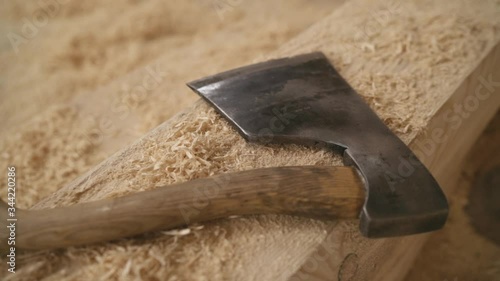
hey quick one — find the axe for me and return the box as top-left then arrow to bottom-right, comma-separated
0,52 -> 448,251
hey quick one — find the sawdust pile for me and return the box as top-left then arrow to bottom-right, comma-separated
0,0 -> 343,280
280,0 -> 500,144
0,0 -> 499,280
0,0 -> 340,208
22,102 -> 343,281
0,106 -> 102,208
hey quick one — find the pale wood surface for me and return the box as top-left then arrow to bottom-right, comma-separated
291,42 -> 500,281
406,112 -> 500,281
7,0 -> 500,280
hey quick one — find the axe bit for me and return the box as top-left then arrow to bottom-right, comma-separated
0,52 -> 447,251
188,52 -> 448,237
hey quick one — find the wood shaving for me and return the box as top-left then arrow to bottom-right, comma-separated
0,0 -> 499,280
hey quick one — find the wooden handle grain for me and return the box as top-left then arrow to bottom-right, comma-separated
1,166 -> 364,251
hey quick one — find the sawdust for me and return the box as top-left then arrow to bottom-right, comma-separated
0,0 -> 499,280
0,105 -> 106,208
280,0 -> 500,144
0,0 -> 339,131
34,102 -> 343,207
0,0 -> 340,208
0,1 -> 343,280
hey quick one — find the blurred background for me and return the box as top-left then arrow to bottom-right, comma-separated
0,0 -> 343,207
1,1 -> 498,280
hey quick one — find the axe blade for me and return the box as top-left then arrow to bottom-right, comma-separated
187,52 -> 448,238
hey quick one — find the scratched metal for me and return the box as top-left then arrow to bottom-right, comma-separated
187,52 -> 448,238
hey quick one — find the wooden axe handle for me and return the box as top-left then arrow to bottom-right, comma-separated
1,166 -> 364,251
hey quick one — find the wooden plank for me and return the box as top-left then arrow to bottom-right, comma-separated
28,0 -> 500,280
405,115 -> 500,280
291,43 -> 500,281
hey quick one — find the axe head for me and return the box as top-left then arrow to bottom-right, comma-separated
187,52 -> 448,238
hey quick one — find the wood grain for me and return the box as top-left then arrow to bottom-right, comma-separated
8,0 -> 499,279
1,166 -> 363,251
290,38 -> 500,281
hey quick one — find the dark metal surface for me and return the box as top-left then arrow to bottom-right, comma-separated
187,52 -> 448,238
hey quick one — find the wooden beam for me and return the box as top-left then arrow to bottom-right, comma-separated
286,1 -> 500,280
29,0 -> 500,280
291,41 -> 500,281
